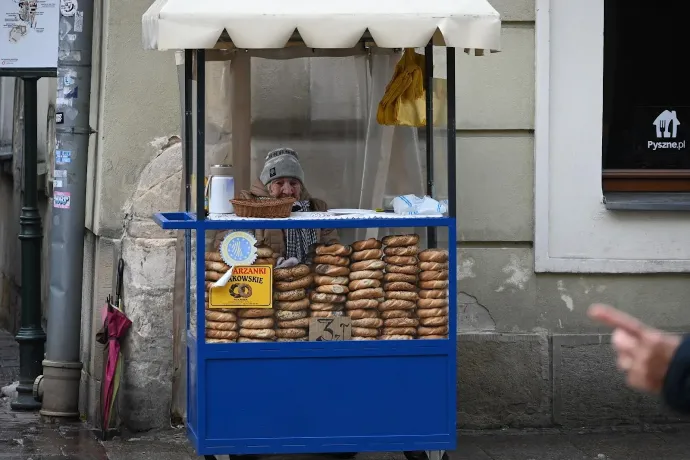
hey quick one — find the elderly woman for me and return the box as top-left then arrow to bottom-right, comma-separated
236,147 -> 339,263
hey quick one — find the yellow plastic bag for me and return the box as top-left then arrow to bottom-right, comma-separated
377,49 -> 447,127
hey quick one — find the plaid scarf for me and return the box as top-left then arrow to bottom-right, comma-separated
285,200 -> 317,263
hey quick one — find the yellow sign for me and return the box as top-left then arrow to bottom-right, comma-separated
209,265 -> 273,309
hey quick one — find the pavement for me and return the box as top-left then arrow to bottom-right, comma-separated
5,328 -> 690,459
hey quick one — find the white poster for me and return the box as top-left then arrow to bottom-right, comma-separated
0,1 -> 59,71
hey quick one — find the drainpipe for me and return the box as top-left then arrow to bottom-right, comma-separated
38,2 -> 94,418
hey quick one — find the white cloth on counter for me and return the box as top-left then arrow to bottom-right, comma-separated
392,194 -> 448,215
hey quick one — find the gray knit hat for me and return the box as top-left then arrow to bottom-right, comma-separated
260,148 -> 305,185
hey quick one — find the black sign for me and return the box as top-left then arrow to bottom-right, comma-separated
55,112 -> 64,124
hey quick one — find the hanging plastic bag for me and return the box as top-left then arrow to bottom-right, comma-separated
392,194 -> 448,215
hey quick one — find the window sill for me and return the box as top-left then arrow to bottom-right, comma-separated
604,192 -> 690,211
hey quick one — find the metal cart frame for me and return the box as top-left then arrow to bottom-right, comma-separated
153,43 -> 458,459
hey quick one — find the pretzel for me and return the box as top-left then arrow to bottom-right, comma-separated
277,337 -> 308,342
417,326 -> 449,336
310,303 -> 345,311
313,255 -> 350,266
384,291 -> 418,301
348,279 -> 381,291
274,298 -> 310,311
206,329 -> 239,339
347,288 -> 384,301
205,261 -> 230,272
383,246 -> 419,257
378,299 -> 416,311
315,244 -> 353,257
255,246 -> 274,258
419,270 -> 449,281
419,289 -> 447,299
275,328 -> 307,339
314,264 -> 350,277
275,275 -> 313,292
205,251 -> 223,262
351,318 -> 383,328
419,316 -> 449,327
385,264 -> 419,275
352,336 -> 377,341
383,273 -> 417,284
315,284 -> 349,295
206,338 -> 235,344
381,327 -> 416,336
206,320 -> 238,331
351,249 -> 384,262
346,309 -> 378,319
383,256 -> 417,266
239,328 -> 276,339
311,310 -> 343,318
205,271 -> 224,282
382,234 -> 420,247
238,317 -> 274,329
205,310 -> 237,322
418,249 -> 449,263
277,317 -> 310,328
352,327 -> 378,337
275,309 -> 309,320
349,270 -> 384,281
419,280 -> 449,290
417,298 -> 449,309
274,264 -> 310,281
350,259 -> 386,272
314,275 -> 349,286
352,238 -> 382,251
345,299 -> 379,310
383,317 -> 419,328
416,307 -> 448,318
380,309 -> 415,319
417,335 -> 447,340
383,282 -> 416,292
380,335 -> 414,340
310,292 -> 347,303
254,258 -> 276,267
238,308 -> 275,318
238,337 -> 273,343
419,261 -> 449,271
274,289 -> 307,301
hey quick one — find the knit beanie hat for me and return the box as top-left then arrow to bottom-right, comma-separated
260,148 -> 305,185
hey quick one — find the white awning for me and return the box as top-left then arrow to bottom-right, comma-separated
143,0 -> 501,52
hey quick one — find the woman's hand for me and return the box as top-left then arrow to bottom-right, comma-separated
588,304 -> 681,394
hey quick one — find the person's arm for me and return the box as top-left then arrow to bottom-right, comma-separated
663,336 -> 690,414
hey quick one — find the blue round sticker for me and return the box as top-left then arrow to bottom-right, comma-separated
220,231 -> 257,266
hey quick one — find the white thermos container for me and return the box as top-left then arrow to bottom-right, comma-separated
207,164 -> 235,214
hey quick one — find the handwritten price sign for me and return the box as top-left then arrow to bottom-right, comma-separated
309,317 -> 352,342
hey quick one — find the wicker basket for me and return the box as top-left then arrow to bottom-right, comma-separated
231,197 -> 296,218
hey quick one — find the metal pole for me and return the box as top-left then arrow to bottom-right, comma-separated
447,48 -> 457,219
11,76 -> 46,411
424,44 -> 437,248
40,1 -> 94,418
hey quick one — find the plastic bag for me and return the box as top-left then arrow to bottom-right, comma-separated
392,194 -> 448,215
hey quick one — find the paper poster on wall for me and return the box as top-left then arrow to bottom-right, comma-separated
55,150 -> 71,164
0,1 -> 59,72
54,191 -> 70,209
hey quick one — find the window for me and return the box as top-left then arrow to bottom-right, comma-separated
602,1 -> 690,193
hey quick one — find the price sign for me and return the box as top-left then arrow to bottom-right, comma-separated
309,317 -> 352,342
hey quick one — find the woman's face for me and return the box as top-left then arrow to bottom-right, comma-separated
268,178 -> 302,199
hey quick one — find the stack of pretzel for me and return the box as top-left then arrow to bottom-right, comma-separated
311,244 -> 352,320
271,264 -> 312,342
416,249 -> 450,339
380,234 -> 421,340
204,251 -> 238,343
346,238 -> 385,340
237,245 -> 280,343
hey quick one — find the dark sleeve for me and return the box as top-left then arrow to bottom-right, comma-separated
662,335 -> 690,414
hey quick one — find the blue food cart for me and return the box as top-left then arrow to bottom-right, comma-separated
144,1 -> 501,459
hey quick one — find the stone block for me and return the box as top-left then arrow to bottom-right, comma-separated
457,333 -> 551,428
456,26 -> 535,130
457,248 -> 537,332
552,334 -> 639,426
489,0 -> 535,21
121,238 -> 176,292
456,134 -> 534,242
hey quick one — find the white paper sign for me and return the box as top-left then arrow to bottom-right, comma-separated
0,1 -> 59,71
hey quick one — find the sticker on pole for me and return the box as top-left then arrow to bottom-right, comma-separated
54,191 -> 71,209
60,0 -> 78,17
208,265 -> 273,309
55,150 -> 71,164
